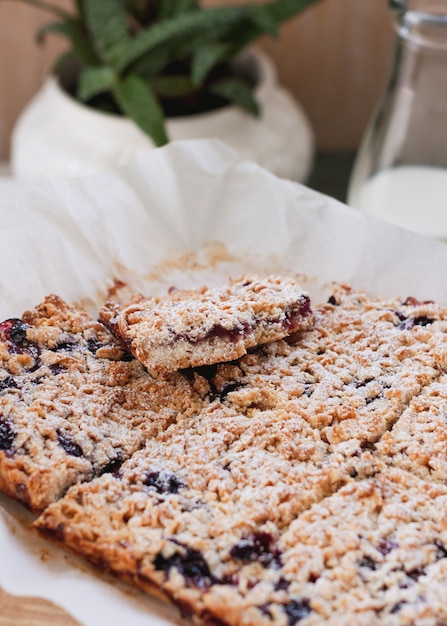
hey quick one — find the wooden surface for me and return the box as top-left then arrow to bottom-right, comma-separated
0,587 -> 79,626
0,0 -> 394,158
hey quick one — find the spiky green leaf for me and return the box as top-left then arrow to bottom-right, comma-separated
210,78 -> 260,117
160,0 -> 199,20
113,7 -> 253,72
191,42 -> 231,87
83,0 -> 130,67
251,6 -> 279,37
112,75 -> 168,146
77,66 -> 116,101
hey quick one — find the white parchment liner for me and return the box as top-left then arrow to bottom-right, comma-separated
1,139 -> 447,625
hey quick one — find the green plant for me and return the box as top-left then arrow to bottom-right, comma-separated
6,0 -> 320,145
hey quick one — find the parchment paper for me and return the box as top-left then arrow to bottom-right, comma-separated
1,139 -> 447,626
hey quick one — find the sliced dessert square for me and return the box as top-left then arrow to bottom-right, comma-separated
277,469 -> 447,625
0,296 -> 209,512
210,286 -> 447,447
99,275 -> 313,375
375,374 -> 447,484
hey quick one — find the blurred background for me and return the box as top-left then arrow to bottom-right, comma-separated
0,0 -> 394,199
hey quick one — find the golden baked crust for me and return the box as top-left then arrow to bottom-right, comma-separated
33,285 -> 447,625
0,296 -> 209,512
99,275 -> 313,374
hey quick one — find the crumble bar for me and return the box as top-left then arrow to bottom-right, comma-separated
99,275 -> 313,374
0,296 -> 209,512
211,286 -> 447,446
376,373 -> 447,483
11,283 -> 447,625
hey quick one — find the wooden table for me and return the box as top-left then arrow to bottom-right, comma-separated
0,587 -> 79,626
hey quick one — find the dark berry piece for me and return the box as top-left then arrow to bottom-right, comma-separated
143,470 -> 185,494
0,319 -> 38,357
154,543 -> 214,589
407,567 -> 425,581
259,604 -> 273,618
358,556 -> 377,570
101,450 -> 124,475
390,601 -> 406,614
0,419 -> 15,451
303,383 -> 314,397
283,599 -> 312,625
229,532 -> 281,567
398,315 -> 434,330
360,441 -> 376,452
275,577 -> 291,590
353,377 -> 374,389
9,321 -> 29,346
327,295 -> 338,306
413,315 -> 434,327
435,540 -> 447,561
0,377 -> 18,392
402,296 -> 433,306
49,364 -> 65,375
54,339 -> 76,352
57,431 -> 84,457
377,538 -> 398,556
86,338 -> 104,354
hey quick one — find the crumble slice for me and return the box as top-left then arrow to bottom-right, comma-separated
210,286 -> 447,447
35,388 -> 367,626
34,445 -> 447,625
99,275 -> 313,374
0,296 -> 209,512
276,469 -> 447,626
375,373 -> 447,484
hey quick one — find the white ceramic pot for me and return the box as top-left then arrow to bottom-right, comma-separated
11,49 -> 314,182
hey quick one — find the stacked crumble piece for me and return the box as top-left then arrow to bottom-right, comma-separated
2,277 -> 447,625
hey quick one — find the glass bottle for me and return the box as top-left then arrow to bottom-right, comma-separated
348,0 -> 447,240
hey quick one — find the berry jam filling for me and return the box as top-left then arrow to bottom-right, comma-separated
377,538 -> 398,556
0,377 -> 18,392
390,601 -> 406,614
229,532 -> 282,567
154,542 -> 215,589
283,599 -> 312,625
0,319 -> 39,357
282,297 -> 313,332
178,298 -> 312,346
275,577 -> 291,590
101,450 -> 124,475
52,338 -> 77,352
402,296 -> 433,306
435,540 -> 447,561
0,419 -> 15,451
358,556 -> 378,571
396,312 -> 435,330
49,364 -> 66,375
143,470 -> 185,494
407,567 -> 425,581
57,431 -> 84,457
179,322 -> 250,345
86,338 -> 105,354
